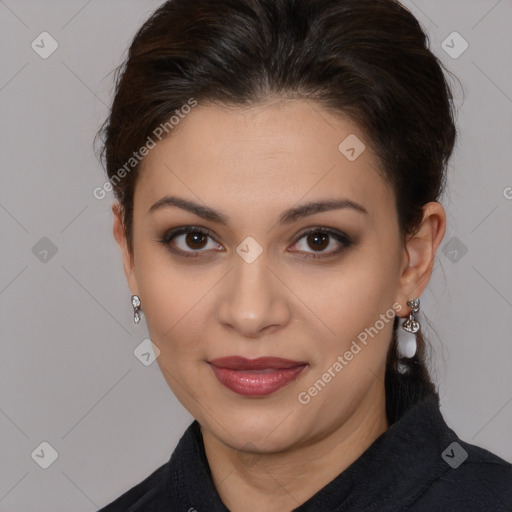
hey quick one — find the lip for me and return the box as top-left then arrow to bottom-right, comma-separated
208,356 -> 309,396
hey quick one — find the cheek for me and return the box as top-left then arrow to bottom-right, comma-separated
293,250 -> 397,349
132,242 -> 199,349
296,263 -> 396,412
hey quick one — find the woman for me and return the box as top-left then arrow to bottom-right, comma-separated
96,0 -> 512,510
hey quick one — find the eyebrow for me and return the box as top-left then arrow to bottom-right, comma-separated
148,195 -> 368,225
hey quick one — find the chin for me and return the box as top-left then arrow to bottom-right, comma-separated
202,395 -> 308,448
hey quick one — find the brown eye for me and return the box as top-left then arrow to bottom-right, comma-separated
306,231 -> 329,251
159,227 -> 222,257
291,228 -> 352,258
185,231 -> 208,250
159,226 -> 352,260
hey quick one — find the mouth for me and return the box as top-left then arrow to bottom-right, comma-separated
208,356 -> 309,397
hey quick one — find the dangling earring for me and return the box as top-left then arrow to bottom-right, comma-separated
131,294 -> 142,324
397,298 -> 420,358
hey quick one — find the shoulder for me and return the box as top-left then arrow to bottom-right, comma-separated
98,459 -> 172,511
97,420 -> 202,511
412,439 -> 512,511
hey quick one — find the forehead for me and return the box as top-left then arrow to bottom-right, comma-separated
136,100 -> 394,221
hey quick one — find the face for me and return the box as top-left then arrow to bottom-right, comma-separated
116,99 -> 414,453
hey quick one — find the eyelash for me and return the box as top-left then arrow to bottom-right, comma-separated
158,226 -> 353,260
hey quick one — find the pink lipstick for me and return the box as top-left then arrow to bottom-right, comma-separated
208,356 -> 308,396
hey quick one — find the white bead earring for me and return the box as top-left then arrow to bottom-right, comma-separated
397,298 -> 420,358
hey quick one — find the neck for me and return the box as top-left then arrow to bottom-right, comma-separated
201,381 -> 389,512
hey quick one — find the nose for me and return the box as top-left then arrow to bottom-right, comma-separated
215,254 -> 292,339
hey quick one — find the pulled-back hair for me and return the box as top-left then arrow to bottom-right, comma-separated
96,0 -> 459,423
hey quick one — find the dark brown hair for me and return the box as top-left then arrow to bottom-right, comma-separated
96,0 -> 459,423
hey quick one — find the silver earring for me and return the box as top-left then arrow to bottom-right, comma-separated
397,298 -> 420,358
131,294 -> 142,324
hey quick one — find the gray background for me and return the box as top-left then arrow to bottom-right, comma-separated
0,0 -> 511,510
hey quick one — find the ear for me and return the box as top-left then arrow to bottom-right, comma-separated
395,201 -> 446,315
112,202 -> 139,296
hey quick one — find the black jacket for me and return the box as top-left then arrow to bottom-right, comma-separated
99,392 -> 512,511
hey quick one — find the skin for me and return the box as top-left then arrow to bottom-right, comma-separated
112,98 -> 446,512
